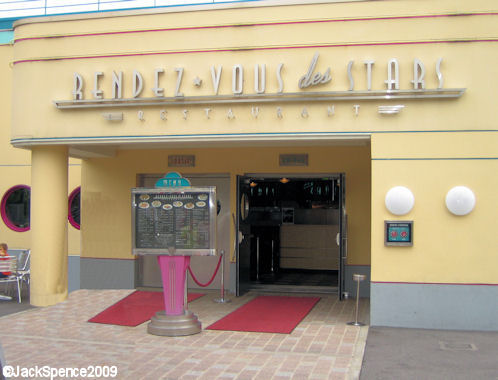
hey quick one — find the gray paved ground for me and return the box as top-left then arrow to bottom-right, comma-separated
0,289 -> 369,379
360,326 -> 498,380
0,298 -> 32,317
0,284 -> 31,317
2,292 -> 497,380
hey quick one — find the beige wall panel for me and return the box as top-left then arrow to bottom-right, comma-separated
0,46 -> 30,165
81,145 -> 371,265
372,132 -> 498,160
0,46 -> 31,249
13,13 -> 497,62
0,43 -> 81,252
13,0 -> 497,42
11,1 -> 498,141
371,157 -> 498,284
11,41 -> 497,140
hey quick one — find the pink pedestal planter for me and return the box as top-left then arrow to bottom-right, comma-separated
157,255 -> 190,316
147,255 -> 201,336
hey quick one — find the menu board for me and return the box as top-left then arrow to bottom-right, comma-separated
384,221 -> 413,246
132,187 -> 216,255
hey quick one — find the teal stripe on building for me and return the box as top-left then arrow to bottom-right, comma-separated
0,31 -> 13,44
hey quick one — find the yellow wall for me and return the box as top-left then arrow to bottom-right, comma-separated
30,146 -> 69,305
0,44 -> 82,254
10,0 -> 498,141
81,145 -> 371,265
0,46 -> 29,165
0,44 -> 30,249
8,0 -> 498,287
371,132 -> 498,284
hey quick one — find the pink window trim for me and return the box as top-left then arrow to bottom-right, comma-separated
68,186 -> 81,230
1,185 -> 30,232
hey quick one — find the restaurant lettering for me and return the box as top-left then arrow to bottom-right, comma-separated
71,54 -> 445,101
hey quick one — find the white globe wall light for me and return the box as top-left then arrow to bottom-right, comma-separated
446,186 -> 476,216
385,186 -> 415,216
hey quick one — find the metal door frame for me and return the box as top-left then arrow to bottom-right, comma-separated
235,174 -> 253,296
338,173 -> 347,300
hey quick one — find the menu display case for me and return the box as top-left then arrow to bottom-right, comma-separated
132,187 -> 217,256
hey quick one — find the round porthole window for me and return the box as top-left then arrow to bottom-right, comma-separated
1,185 -> 31,232
68,187 -> 81,230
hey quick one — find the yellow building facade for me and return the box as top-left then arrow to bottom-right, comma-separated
3,0 -> 497,330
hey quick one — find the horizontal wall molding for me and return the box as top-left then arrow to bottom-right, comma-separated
13,39 -> 498,65
12,130 -> 498,149
11,132 -> 371,148
14,11 -> 498,43
10,0 -> 416,29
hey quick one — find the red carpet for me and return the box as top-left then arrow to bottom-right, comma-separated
207,295 -> 320,334
88,291 -> 204,327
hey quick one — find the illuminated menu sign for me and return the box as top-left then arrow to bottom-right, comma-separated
132,187 -> 216,255
384,221 -> 413,246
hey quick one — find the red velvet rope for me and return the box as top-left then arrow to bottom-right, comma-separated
187,254 -> 223,287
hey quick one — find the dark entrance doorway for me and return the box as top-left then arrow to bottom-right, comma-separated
236,174 -> 346,296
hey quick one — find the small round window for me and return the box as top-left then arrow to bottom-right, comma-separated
68,187 -> 81,230
1,185 -> 31,232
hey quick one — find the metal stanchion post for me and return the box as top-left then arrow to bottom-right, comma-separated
347,273 -> 366,326
213,250 -> 231,303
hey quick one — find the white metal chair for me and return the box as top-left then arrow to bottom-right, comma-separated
0,256 -> 22,303
16,249 -> 31,289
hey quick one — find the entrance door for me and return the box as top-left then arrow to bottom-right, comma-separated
236,174 -> 345,296
136,173 -> 231,291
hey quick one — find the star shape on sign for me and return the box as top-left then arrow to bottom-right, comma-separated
193,76 -> 202,87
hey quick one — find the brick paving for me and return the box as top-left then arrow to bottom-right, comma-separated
0,289 -> 369,379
